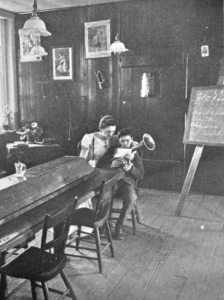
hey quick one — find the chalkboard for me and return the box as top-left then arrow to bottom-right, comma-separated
184,86 -> 224,146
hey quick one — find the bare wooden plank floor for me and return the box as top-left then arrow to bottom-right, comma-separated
6,189 -> 224,300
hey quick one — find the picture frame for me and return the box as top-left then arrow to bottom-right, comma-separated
19,29 -> 42,62
201,45 -> 209,57
84,20 -> 111,59
52,46 -> 73,81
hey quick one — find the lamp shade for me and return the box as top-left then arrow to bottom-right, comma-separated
23,15 -> 51,36
30,45 -> 48,57
110,38 -> 128,55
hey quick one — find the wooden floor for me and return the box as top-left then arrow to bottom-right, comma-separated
6,188 -> 224,300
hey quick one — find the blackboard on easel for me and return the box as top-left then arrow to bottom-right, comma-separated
175,85 -> 224,216
184,85 -> 224,146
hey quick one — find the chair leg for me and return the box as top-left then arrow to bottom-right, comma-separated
109,199 -> 114,220
131,209 -> 136,235
42,282 -> 51,300
105,221 -> 114,258
30,280 -> 37,300
60,269 -> 78,300
76,225 -> 81,250
95,228 -> 102,273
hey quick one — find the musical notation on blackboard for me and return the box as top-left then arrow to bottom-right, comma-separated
184,86 -> 224,146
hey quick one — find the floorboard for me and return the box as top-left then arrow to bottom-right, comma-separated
5,189 -> 224,300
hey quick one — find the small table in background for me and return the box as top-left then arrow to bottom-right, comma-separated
6,142 -> 63,174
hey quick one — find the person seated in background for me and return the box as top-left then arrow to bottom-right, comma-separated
30,122 -> 43,142
16,123 -> 34,142
79,115 -> 118,168
16,122 -> 43,143
110,127 -> 155,240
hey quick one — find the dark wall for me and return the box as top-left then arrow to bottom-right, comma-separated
14,0 -> 224,194
15,3 -> 120,156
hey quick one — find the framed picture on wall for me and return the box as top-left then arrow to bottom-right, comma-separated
19,29 -> 42,62
201,45 -> 209,57
84,20 -> 111,59
52,46 -> 73,81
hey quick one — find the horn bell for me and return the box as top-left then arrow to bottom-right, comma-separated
132,133 -> 155,152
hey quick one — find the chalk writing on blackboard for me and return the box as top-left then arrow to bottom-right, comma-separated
184,86 -> 224,146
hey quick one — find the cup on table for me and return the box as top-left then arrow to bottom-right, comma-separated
14,161 -> 26,177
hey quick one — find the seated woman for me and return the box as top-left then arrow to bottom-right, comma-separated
69,116 -> 118,237
79,115 -> 118,167
78,115 -> 118,207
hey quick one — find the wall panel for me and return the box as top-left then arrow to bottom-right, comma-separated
14,0 -> 224,193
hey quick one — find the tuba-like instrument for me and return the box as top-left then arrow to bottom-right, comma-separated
131,133 -> 155,152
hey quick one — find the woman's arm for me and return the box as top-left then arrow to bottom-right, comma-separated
79,148 -> 89,159
79,134 -> 93,159
79,134 -> 96,167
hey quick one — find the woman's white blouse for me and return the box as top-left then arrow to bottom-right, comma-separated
81,132 -> 118,164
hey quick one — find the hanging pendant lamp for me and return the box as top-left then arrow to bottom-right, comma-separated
22,0 -> 51,36
110,33 -> 128,55
30,45 -> 48,57
110,0 -> 128,55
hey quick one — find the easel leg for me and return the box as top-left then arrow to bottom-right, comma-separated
175,145 -> 204,216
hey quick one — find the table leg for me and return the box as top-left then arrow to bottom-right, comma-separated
0,251 -> 7,299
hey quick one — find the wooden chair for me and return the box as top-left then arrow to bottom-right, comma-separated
0,197 -> 78,300
66,177 -> 118,273
110,150 -> 143,235
0,233 -> 36,300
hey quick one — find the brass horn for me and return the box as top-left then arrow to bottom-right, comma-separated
132,133 -> 155,152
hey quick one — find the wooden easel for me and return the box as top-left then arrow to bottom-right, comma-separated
175,68 -> 224,216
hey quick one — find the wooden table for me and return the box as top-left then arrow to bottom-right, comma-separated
0,156 -> 123,252
0,156 -> 123,298
6,142 -> 63,174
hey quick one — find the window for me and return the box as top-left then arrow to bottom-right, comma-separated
0,19 -> 8,127
0,10 -> 17,131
